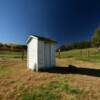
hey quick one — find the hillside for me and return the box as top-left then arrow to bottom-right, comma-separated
0,43 -> 27,51
57,48 -> 100,63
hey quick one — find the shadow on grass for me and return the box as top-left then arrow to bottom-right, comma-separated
40,65 -> 100,77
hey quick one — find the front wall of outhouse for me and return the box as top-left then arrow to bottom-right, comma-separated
27,37 -> 38,70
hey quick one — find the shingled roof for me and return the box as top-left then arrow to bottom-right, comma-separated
27,35 -> 57,44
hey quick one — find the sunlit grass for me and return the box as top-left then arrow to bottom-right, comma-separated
19,80 -> 81,100
0,51 -> 26,59
57,48 -> 100,62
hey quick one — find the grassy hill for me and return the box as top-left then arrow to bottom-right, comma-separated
0,43 -> 27,59
0,51 -> 26,59
57,48 -> 100,62
0,48 -> 100,62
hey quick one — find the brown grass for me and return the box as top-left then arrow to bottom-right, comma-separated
0,58 -> 100,100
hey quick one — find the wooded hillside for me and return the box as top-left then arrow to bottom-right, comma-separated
57,41 -> 91,52
0,43 -> 27,51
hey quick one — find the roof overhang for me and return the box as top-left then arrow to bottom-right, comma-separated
27,35 -> 57,44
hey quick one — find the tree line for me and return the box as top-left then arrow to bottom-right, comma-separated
57,41 -> 91,52
0,43 -> 27,52
57,27 -> 100,52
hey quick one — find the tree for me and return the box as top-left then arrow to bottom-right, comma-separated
0,43 -> 3,50
92,27 -> 100,48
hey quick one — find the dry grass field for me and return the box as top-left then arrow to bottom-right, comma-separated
0,57 -> 100,100
0,49 -> 100,100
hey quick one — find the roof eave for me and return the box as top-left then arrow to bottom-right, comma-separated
27,35 -> 57,44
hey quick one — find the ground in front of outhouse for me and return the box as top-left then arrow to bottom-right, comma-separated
0,58 -> 100,100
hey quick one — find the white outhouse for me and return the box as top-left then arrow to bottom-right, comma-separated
27,35 -> 57,71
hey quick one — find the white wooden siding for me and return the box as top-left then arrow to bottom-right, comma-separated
38,40 -> 45,69
44,43 -> 51,68
51,44 -> 56,66
27,37 -> 38,70
27,36 -> 56,71
38,41 -> 55,69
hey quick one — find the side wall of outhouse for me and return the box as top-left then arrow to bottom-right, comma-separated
38,40 -> 56,69
50,44 -> 56,66
38,40 -> 45,69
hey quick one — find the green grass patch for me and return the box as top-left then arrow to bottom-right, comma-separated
20,87 -> 58,100
0,65 -> 17,78
0,51 -> 26,59
57,48 -> 100,63
18,80 -> 81,100
0,65 -> 10,77
77,52 -> 100,62
48,81 -> 81,94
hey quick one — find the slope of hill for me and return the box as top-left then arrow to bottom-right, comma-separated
57,48 -> 100,62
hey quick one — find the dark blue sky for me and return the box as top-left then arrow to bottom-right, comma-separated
0,0 -> 100,46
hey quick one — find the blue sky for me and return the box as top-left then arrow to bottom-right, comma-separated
0,0 -> 100,46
